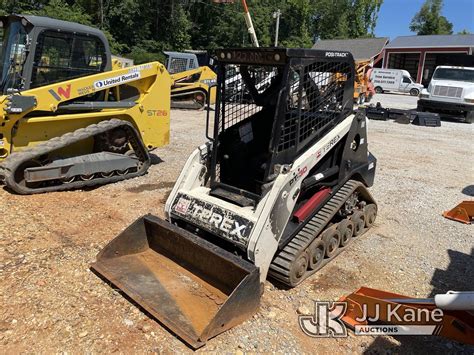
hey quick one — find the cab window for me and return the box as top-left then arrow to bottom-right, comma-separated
31,30 -> 106,88
402,76 -> 411,83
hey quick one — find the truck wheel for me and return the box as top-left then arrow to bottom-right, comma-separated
375,86 -> 383,94
410,88 -> 420,96
465,111 -> 474,124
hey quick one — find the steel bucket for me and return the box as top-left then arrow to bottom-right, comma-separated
91,214 -> 261,348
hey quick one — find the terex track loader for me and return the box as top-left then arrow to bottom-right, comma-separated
164,51 -> 217,110
92,48 -> 378,348
0,14 -> 170,194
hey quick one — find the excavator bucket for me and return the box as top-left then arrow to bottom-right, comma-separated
443,201 -> 474,224
91,215 -> 261,348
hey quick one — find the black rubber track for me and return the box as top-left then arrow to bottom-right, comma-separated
0,119 -> 150,194
171,88 -> 207,110
269,179 -> 376,286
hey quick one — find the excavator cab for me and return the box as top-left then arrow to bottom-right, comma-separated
0,14 -> 110,94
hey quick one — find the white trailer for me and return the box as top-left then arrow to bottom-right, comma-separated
371,68 -> 423,96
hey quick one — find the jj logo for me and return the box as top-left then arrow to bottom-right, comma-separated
299,301 -> 348,338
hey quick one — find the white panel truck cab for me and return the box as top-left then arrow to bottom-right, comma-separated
418,66 -> 474,123
371,68 -> 424,96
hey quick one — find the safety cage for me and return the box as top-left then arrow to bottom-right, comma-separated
207,48 -> 355,205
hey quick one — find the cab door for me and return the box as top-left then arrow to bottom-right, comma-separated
399,75 -> 412,93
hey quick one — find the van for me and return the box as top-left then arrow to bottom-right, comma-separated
371,68 -> 424,96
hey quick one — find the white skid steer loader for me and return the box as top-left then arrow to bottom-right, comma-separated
92,48 -> 378,348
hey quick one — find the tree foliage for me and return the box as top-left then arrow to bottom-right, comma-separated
1,0 -> 383,59
409,0 -> 453,35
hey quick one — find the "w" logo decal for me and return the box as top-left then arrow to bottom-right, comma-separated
49,84 -> 72,101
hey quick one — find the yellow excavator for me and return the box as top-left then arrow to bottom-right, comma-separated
165,51 -> 217,109
0,14 -> 170,194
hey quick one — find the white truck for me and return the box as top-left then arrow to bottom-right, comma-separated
418,66 -> 474,123
371,68 -> 423,96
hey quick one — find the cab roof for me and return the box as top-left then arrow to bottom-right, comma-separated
1,14 -> 107,41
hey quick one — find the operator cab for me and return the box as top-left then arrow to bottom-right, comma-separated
0,14 -> 111,95
209,48 -> 355,206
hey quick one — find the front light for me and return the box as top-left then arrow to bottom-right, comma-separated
464,98 -> 474,103
420,93 -> 429,99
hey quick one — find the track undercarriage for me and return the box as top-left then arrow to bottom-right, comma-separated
270,180 -> 377,286
0,119 -> 150,194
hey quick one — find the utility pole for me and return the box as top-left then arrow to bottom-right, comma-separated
273,9 -> 281,47
241,0 -> 259,47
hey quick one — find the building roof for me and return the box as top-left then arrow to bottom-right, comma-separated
385,34 -> 474,49
312,37 -> 389,61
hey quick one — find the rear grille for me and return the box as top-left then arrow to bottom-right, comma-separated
433,85 -> 463,98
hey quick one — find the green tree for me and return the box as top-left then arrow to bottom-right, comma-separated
312,0 -> 382,40
30,0 -> 94,26
409,0 -> 453,35
458,29 -> 471,35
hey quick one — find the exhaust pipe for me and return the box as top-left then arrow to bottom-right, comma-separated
91,214 -> 261,348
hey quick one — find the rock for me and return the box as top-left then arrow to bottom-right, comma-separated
78,331 -> 88,338
141,324 -> 151,333
123,319 -> 133,327
267,311 -> 277,319
296,306 -> 310,315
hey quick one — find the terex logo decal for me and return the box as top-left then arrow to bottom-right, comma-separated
171,193 -> 254,247
49,84 -> 72,101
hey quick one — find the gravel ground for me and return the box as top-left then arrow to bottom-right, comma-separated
1,101 -> 473,353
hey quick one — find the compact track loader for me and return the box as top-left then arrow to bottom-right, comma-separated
0,14 -> 170,194
165,51 -> 217,109
92,48 -> 378,348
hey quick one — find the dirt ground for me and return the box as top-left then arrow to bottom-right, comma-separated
1,95 -> 473,353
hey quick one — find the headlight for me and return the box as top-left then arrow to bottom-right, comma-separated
420,93 -> 429,99
464,98 -> 474,103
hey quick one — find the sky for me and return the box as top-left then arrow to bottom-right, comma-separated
375,0 -> 474,38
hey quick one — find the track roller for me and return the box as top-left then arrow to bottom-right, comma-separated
364,203 -> 377,227
338,219 -> 354,247
351,210 -> 366,236
308,240 -> 325,271
289,251 -> 310,286
322,226 -> 341,258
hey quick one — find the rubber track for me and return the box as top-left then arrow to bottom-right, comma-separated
269,179 -> 374,286
0,119 -> 150,194
171,89 -> 207,110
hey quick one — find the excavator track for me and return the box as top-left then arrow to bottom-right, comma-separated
171,89 -> 207,110
0,119 -> 150,194
269,180 -> 377,287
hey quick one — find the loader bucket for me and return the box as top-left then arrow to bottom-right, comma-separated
91,214 -> 261,348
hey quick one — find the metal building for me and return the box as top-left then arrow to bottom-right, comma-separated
382,34 -> 474,86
